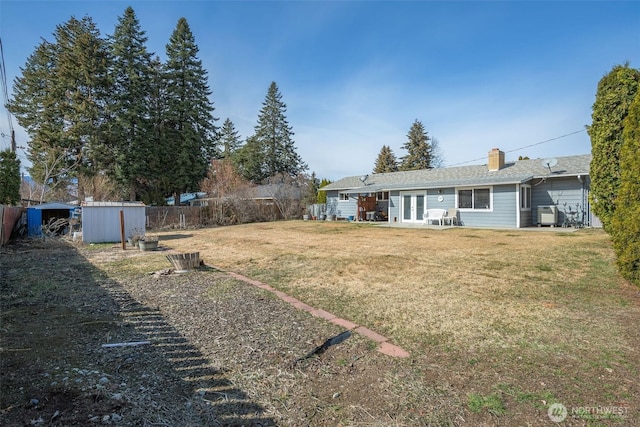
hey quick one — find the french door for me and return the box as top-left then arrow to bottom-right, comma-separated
401,192 -> 425,223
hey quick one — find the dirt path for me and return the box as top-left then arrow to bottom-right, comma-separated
1,239 -> 438,426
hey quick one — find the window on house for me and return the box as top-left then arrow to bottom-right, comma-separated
520,185 -> 531,210
376,191 -> 389,201
339,193 -> 349,201
458,188 -> 491,210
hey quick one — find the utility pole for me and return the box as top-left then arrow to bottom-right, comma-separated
11,130 -> 15,153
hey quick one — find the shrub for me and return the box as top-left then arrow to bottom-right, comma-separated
610,91 -> 640,287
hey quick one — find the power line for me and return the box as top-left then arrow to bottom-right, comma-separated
0,37 -> 16,152
444,128 -> 587,167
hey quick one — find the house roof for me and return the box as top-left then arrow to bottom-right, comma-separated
321,154 -> 591,193
252,183 -> 303,200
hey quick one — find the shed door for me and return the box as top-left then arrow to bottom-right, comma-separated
27,208 -> 42,237
401,192 -> 425,223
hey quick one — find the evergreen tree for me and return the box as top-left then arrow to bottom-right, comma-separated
234,135 -> 265,182
53,16 -> 111,198
587,63 -> 640,230
317,178 -> 332,204
219,118 -> 242,158
0,150 -> 21,205
164,17 -> 218,196
107,6 -> 154,200
7,40 -> 60,186
142,55 -> 171,205
301,171 -> 320,207
373,145 -> 398,173
610,90 -> 640,286
246,81 -> 307,183
400,119 -> 433,171
8,16 -> 111,199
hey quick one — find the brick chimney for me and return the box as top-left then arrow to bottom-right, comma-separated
488,148 -> 505,171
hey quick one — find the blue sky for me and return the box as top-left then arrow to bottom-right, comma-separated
1,1 -> 639,180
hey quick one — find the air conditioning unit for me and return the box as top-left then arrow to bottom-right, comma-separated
537,205 -> 558,226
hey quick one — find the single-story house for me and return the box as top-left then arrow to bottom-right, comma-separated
320,149 -> 600,228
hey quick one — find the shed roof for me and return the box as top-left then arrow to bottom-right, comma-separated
82,201 -> 145,207
29,202 -> 76,210
322,154 -> 591,193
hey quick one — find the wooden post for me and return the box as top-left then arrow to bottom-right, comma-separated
120,210 -> 125,250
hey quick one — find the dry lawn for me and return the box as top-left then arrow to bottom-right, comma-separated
158,222 -> 630,350
154,221 -> 639,424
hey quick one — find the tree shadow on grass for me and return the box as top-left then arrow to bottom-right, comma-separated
0,239 -> 274,426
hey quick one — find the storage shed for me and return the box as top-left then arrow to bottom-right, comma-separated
27,202 -> 76,237
81,201 -> 146,243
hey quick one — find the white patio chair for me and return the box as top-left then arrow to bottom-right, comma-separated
443,208 -> 459,226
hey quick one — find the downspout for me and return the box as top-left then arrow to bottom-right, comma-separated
577,175 -> 586,226
516,183 -> 521,228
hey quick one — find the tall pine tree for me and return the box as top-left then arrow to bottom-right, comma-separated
8,16 -> 111,198
0,150 -> 21,205
139,55 -> 171,205
7,40 -> 59,187
373,145 -> 398,173
400,119 -> 433,171
107,6 -> 154,200
219,118 -> 242,159
164,17 -> 218,196
587,63 -> 640,230
242,81 -> 307,183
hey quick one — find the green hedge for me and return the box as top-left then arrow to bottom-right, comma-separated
610,91 -> 640,286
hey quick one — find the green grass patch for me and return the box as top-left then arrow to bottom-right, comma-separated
497,384 -> 559,409
85,243 -> 115,250
101,253 -> 169,278
467,392 -> 506,416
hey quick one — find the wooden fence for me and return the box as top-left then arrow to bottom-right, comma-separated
1,205 -> 24,246
145,199 -> 282,230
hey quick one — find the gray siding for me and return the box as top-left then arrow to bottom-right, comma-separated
457,184 -> 517,228
389,191 -> 400,223
426,188 -> 455,210
531,176 -> 588,226
337,197 -> 357,219
325,190 -> 357,219
520,210 -> 532,227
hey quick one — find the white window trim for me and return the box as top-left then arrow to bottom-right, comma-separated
520,184 -> 531,211
376,191 -> 389,201
455,186 -> 494,212
339,193 -> 350,201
